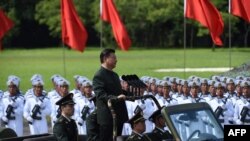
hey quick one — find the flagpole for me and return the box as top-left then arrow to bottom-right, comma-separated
100,0 -> 103,49
228,0 -> 232,70
62,43 -> 67,78
183,0 -> 187,79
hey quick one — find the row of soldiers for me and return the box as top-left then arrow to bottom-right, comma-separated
128,75 -> 250,127
0,74 -> 250,138
0,74 -> 95,136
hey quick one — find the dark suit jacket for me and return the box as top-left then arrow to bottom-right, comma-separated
53,115 -> 78,141
93,66 -> 128,129
126,132 -> 152,141
152,127 -> 173,140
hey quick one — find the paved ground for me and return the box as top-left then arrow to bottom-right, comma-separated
23,122 -> 53,136
1,121 -> 53,136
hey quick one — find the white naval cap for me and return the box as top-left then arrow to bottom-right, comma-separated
208,80 -> 217,86
32,78 -> 44,86
240,81 -> 250,87
51,74 -> 62,81
77,76 -> 89,84
6,76 -> 20,86
181,80 -> 189,86
57,78 -> 70,86
161,81 -> 171,87
214,82 -> 226,88
30,74 -> 43,82
82,80 -> 93,87
226,78 -> 235,84
188,81 -> 200,87
236,75 -> 244,80
200,78 -> 209,84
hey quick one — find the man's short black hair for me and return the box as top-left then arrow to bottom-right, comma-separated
100,48 -> 115,63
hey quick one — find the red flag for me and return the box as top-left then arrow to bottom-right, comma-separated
185,0 -> 224,46
61,0 -> 88,52
0,9 -> 14,50
101,0 -> 131,50
231,0 -> 250,23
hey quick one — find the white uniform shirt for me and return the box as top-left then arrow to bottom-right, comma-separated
23,94 -> 51,135
74,94 -> 95,135
158,97 -> 178,107
50,93 -> 62,127
234,98 -> 250,125
208,97 -> 234,126
1,92 -> 24,136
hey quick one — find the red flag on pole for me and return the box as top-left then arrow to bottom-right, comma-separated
0,9 -> 14,50
185,0 -> 224,46
61,0 -> 88,52
231,0 -> 250,23
101,0 -> 131,50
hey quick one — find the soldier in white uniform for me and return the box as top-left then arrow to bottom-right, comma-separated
47,74 -> 62,99
234,81 -> 250,125
0,90 -> 3,127
71,76 -> 89,100
235,80 -> 243,99
122,84 -> 145,136
169,77 -> 178,98
0,90 -> 3,100
224,78 -> 237,106
131,93 -> 156,133
208,80 -> 217,99
24,74 -> 44,100
158,81 -> 178,107
148,77 -> 158,96
181,81 -> 205,104
50,78 -> 70,128
23,79 -> 51,135
199,79 -> 211,102
208,82 -> 234,127
176,80 -> 191,104
155,80 -> 164,101
176,79 -> 184,98
74,81 -> 95,135
0,76 -> 24,136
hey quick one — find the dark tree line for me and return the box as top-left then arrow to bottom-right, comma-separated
1,0 -> 249,49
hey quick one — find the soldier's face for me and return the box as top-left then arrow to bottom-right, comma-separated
34,85 -> 43,96
134,120 -> 146,133
8,84 -> 18,96
59,85 -> 69,96
242,87 -> 250,97
62,104 -> 75,117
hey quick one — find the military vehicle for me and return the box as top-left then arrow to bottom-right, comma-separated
162,102 -> 224,141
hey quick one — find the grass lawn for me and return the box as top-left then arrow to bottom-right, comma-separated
0,47 -> 249,91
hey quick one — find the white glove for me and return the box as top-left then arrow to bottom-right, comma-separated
235,119 -> 243,125
223,111 -> 230,116
1,116 -> 9,123
77,117 -> 84,126
221,104 -> 226,110
27,116 -> 33,124
139,103 -> 146,110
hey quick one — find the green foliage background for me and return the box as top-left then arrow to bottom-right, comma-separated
1,0 -> 250,48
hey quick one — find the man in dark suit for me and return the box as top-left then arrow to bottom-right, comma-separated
92,48 -> 128,141
149,108 -> 173,140
53,93 -> 78,141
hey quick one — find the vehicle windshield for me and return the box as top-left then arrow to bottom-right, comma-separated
169,109 -> 224,141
